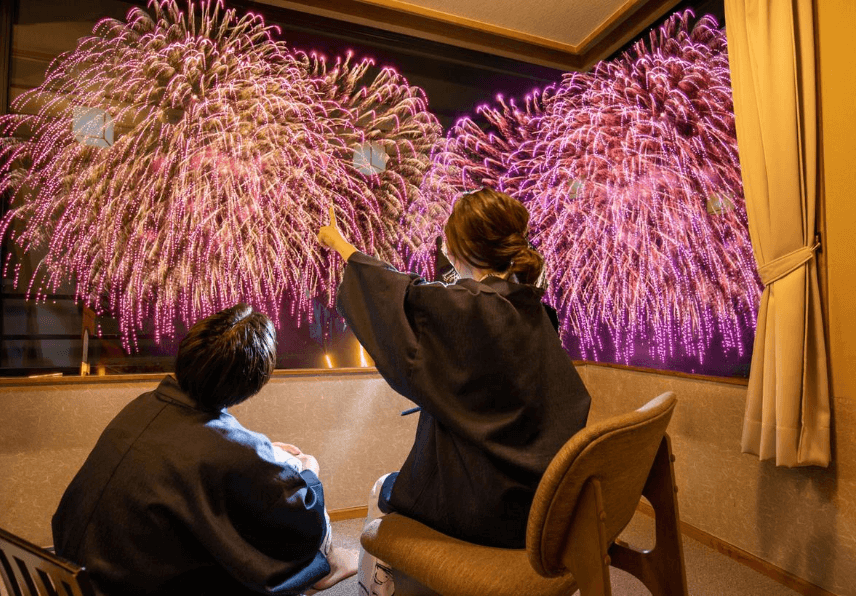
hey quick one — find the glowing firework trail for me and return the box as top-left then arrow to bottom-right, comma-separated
0,0 -> 441,350
411,11 -> 760,366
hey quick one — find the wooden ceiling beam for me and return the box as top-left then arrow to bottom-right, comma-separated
253,0 -> 685,71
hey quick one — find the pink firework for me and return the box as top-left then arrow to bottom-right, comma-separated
411,11 -> 761,366
0,0 -> 441,351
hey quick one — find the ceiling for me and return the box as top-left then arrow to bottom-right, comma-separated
5,0 -> 724,128
253,0 -> 686,71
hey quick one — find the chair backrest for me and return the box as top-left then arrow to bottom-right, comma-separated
0,527 -> 95,596
527,391 -> 677,577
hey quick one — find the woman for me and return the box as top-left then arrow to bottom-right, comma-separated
317,188 -> 590,593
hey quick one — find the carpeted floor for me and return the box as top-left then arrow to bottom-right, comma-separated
316,514 -> 802,596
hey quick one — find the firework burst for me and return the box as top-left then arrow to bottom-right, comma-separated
0,0 -> 441,350
411,11 -> 761,367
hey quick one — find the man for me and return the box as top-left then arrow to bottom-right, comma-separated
52,304 -> 356,595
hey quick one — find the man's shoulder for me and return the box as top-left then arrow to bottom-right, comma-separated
198,413 -> 264,451
102,386 -> 230,463
103,387 -> 169,437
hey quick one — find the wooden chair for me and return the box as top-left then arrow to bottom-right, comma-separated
361,391 -> 687,596
0,527 -> 95,596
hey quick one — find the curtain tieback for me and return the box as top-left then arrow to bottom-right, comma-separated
758,242 -> 820,287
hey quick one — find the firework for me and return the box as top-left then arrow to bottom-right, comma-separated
411,11 -> 760,367
0,0 -> 441,351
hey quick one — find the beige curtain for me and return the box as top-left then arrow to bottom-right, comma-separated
724,0 -> 830,466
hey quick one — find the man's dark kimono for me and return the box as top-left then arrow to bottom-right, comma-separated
52,375 -> 330,595
338,252 -> 591,548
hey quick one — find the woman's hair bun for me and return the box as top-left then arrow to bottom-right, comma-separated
444,187 -> 545,286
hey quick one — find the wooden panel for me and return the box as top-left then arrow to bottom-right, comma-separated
817,0 -> 856,401
579,0 -> 684,70
0,367 -> 382,387
329,506 -> 368,522
255,0 -> 684,71
0,0 -> 11,115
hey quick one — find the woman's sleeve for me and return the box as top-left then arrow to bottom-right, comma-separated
336,251 -> 423,398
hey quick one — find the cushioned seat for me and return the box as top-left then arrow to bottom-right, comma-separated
361,391 -> 687,596
362,513 -> 577,596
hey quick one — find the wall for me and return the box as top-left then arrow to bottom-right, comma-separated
819,0 -> 856,405
580,364 -> 855,596
0,371 -> 417,547
3,363 -> 855,594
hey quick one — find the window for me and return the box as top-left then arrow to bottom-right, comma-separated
2,0 -> 749,379
0,0 -> 560,375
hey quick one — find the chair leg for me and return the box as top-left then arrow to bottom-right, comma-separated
608,434 -> 688,596
563,478 -> 613,596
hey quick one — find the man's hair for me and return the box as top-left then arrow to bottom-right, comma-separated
175,304 -> 276,410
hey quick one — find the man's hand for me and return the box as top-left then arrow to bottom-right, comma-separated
297,453 -> 320,477
317,206 -> 357,262
272,442 -> 302,455
272,442 -> 320,476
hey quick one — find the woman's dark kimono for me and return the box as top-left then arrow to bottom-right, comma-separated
338,252 -> 591,548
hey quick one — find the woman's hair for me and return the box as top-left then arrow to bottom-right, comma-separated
174,303 -> 276,410
444,187 -> 544,285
